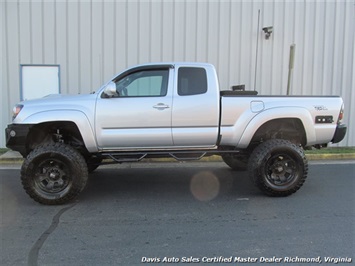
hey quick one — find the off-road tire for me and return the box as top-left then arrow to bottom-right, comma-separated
21,143 -> 88,205
222,154 -> 248,171
248,139 -> 308,197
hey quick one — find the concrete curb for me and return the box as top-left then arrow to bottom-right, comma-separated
0,151 -> 23,163
305,153 -> 355,160
1,150 -> 354,164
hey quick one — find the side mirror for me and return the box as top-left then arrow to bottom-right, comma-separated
103,81 -> 118,97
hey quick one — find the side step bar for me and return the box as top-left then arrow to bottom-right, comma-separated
100,149 -> 242,164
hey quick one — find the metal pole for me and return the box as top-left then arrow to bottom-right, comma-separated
287,44 -> 296,95
254,9 -> 260,91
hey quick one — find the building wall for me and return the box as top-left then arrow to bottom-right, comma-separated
1,0 -> 354,147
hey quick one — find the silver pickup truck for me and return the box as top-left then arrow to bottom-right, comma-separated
5,62 -> 347,205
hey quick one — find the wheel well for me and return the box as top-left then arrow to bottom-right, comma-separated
250,118 -> 307,147
26,122 -> 87,155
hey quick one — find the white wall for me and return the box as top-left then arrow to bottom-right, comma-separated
1,0 -> 354,147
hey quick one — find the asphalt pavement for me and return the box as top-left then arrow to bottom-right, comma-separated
1,161 -> 354,266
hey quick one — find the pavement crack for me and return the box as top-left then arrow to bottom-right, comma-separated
27,203 -> 76,266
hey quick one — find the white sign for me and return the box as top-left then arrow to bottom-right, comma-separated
21,65 -> 60,100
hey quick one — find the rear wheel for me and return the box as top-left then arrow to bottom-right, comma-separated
248,139 -> 308,197
21,143 -> 88,205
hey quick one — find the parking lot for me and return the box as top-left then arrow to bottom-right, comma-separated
1,161 -> 354,265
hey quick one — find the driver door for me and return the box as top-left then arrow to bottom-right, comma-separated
95,68 -> 173,149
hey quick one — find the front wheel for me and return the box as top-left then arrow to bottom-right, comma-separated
21,143 -> 88,205
248,139 -> 308,197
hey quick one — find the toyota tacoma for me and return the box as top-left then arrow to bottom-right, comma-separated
5,62 -> 347,204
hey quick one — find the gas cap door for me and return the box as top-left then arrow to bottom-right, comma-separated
250,100 -> 265,113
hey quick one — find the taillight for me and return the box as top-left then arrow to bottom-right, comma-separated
337,105 -> 344,124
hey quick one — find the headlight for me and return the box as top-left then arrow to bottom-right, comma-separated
12,104 -> 23,120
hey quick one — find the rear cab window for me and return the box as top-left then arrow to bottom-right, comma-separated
178,67 -> 207,96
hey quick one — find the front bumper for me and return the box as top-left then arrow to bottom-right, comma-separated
5,124 -> 33,157
331,124 -> 347,144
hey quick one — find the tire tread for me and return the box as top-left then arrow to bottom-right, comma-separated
21,143 -> 88,205
248,139 -> 308,197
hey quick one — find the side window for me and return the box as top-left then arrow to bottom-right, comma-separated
115,69 -> 168,97
178,67 -> 207,96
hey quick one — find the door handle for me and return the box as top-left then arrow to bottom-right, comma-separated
153,103 -> 170,110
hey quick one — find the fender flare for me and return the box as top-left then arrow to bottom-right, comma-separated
22,110 -> 98,152
237,107 -> 316,148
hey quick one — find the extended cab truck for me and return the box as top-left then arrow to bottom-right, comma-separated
5,62 -> 347,205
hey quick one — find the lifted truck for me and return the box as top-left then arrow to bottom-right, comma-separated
5,62 -> 347,205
